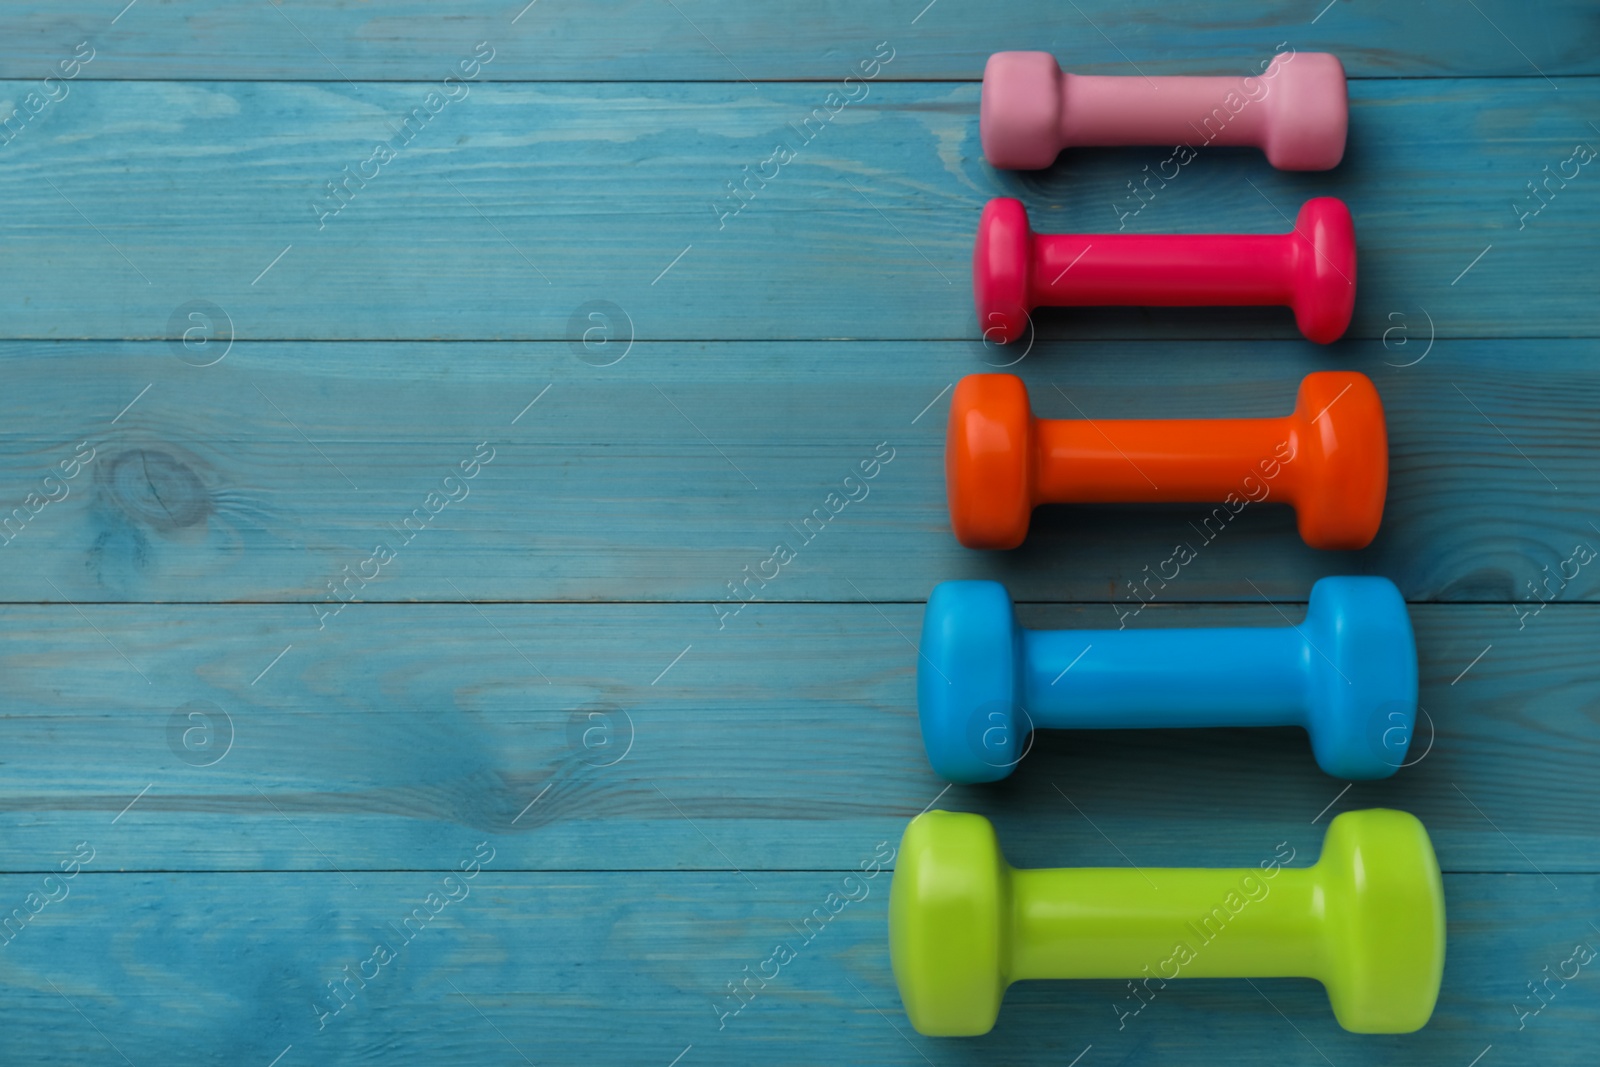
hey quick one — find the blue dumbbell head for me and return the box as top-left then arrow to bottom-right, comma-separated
1302,576 -> 1419,779
918,581 -> 1026,784
917,577 -> 1417,783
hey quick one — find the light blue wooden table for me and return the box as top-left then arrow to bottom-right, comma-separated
1,2 -> 1596,1063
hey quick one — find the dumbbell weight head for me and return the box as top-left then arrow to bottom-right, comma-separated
1285,370 -> 1387,550
1301,577 -> 1418,779
945,373 -> 1034,552
918,580 -> 1023,784
1314,808 -> 1447,1031
888,809 -> 1011,1036
1260,52 -> 1349,171
979,51 -> 1065,171
973,197 -> 1033,346
1287,198 -> 1358,345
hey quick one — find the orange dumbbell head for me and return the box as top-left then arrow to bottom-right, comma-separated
1286,371 -> 1388,550
946,374 -> 1036,550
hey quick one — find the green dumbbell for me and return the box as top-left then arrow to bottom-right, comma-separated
889,808 -> 1445,1036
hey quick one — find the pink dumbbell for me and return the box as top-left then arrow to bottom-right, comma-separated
981,52 -> 1348,171
974,196 -> 1357,344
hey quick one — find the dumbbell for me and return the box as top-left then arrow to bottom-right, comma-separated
974,196 -> 1356,344
889,808 -> 1445,1036
981,51 -> 1348,171
946,371 -> 1386,551
917,576 -> 1416,784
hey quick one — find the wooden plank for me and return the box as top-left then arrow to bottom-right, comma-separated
0,1 -> 1592,80
0,869 -> 1591,1064
0,602 -> 1590,873
0,339 -> 1593,604
0,79 -> 1595,341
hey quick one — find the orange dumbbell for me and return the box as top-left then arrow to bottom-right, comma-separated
946,371 -> 1387,550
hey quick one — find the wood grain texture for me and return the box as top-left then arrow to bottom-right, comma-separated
0,871 -> 1593,1065
0,78 -> 1595,341
0,0 -> 1592,80
0,602 -> 1589,873
0,339 -> 1593,604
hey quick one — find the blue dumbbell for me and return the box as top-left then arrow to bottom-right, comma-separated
917,577 -> 1416,783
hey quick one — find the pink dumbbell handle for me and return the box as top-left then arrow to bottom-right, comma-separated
1059,75 -> 1269,148
1033,234 -> 1294,308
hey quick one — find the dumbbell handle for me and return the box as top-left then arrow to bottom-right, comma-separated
1057,74 -> 1273,149
1024,627 -> 1308,729
1012,865 -> 1321,981
1034,413 -> 1296,503
1032,233 -> 1296,308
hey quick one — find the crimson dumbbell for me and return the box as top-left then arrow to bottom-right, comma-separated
974,196 -> 1357,344
947,371 -> 1387,551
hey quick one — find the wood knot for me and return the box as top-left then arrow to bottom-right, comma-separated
100,448 -> 212,530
